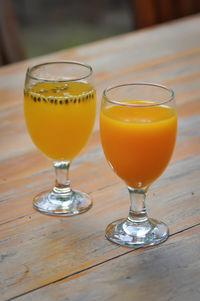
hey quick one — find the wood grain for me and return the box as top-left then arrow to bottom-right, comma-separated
0,15 -> 200,301
16,225 -> 200,301
0,153 -> 200,299
0,104 -> 199,224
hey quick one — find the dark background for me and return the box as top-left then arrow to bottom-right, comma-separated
13,0 -> 133,58
2,0 -> 199,64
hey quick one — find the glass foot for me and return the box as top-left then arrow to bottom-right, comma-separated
105,218 -> 169,248
33,188 -> 92,216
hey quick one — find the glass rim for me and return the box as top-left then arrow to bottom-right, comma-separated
103,82 -> 175,107
26,60 -> 93,82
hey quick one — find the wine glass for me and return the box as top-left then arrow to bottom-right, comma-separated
100,83 -> 177,247
24,61 -> 96,216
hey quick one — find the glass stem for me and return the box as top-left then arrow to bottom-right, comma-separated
53,161 -> 71,194
128,186 -> 148,223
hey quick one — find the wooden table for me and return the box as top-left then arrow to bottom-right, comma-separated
0,14 -> 200,301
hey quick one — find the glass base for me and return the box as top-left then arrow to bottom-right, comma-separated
105,218 -> 169,248
33,188 -> 92,216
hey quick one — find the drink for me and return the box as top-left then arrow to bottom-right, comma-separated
100,83 -> 177,247
100,101 -> 177,188
24,61 -> 96,216
24,81 -> 96,161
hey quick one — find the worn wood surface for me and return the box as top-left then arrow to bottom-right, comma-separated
17,225 -> 200,301
0,15 -> 200,301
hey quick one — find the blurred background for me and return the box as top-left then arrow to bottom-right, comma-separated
14,0 -> 133,58
0,0 -> 200,65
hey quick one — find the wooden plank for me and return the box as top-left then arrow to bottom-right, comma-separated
0,152 -> 200,300
6,225 -> 200,301
0,104 -> 199,224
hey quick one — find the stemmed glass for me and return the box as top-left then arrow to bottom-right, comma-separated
100,83 -> 177,247
24,61 -> 96,216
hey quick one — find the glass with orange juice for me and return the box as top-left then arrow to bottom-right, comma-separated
24,61 -> 96,215
100,83 -> 177,247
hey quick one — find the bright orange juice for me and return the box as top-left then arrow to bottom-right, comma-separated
24,81 -> 96,160
100,101 -> 177,188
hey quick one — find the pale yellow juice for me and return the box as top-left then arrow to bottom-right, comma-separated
24,81 -> 96,160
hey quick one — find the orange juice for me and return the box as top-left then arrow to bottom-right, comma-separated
24,81 -> 96,160
100,101 -> 177,188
